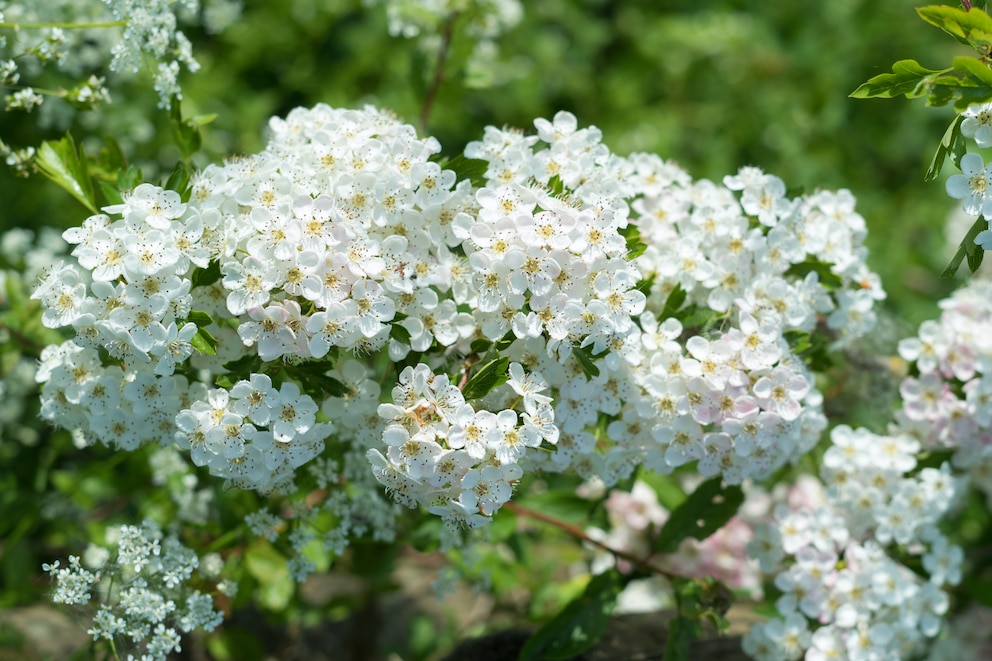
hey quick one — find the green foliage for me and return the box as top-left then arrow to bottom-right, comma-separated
942,214 -> 988,277
518,568 -> 622,661
462,356 -> 510,400
652,478 -> 744,554
663,576 -> 733,661
34,135 -> 98,214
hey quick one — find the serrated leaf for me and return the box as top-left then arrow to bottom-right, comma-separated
34,135 -> 98,214
653,478 -> 744,554
850,59 -> 947,99
518,569 -> 622,661
462,357 -> 509,400
926,115 -> 967,181
918,4 -> 992,53
942,214 -> 988,277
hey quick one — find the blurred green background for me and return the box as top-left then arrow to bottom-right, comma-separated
0,1 -> 973,657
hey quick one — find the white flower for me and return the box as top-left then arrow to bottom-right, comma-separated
946,152 -> 992,216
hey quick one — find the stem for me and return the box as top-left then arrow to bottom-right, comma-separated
0,20 -> 127,30
503,501 -> 678,579
418,12 -> 458,135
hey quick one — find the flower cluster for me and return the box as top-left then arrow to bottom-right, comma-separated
0,0 -> 227,113
369,362 -> 554,529
743,425 -> 965,661
34,104 -> 884,543
43,520 -> 224,661
892,277 -> 992,504
946,102 -> 992,249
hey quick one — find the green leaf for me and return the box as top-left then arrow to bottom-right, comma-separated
170,98 -> 204,162
926,115 -> 968,181
619,224 -> 648,260
191,261 -> 222,289
572,345 -> 601,379
462,357 -> 510,400
518,569 -> 622,661
653,478 -> 744,554
163,161 -> 194,202
942,214 -> 987,277
293,364 -> 349,397
663,610 -> 699,661
186,310 -> 214,327
547,174 -> 565,196
244,541 -> 293,611
390,321 -> 412,346
440,154 -> 488,188
784,259 -> 843,289
34,135 -> 98,214
638,472 -> 687,511
918,5 -> 992,53
850,59 -> 947,99
661,284 -> 687,320
663,577 -> 734,661
189,324 -> 218,355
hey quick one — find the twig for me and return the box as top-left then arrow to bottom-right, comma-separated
419,12 -> 459,135
503,501 -> 678,580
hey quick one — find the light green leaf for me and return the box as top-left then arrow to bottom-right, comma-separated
850,59 -> 947,99
926,115 -> 967,181
918,5 -> 992,53
34,135 -> 98,214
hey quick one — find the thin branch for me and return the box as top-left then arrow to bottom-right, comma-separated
419,12 -> 459,135
503,501 -> 678,580
0,20 -> 127,30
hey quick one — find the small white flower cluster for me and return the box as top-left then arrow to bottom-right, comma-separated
148,445 -> 213,524
947,102 -> 992,248
369,362 -> 554,529
743,425 -> 966,661
892,277 -> 992,504
0,0 -> 208,113
43,520 -> 225,661
174,375 -> 328,493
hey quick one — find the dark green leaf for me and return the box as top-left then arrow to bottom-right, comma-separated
170,98 -> 204,161
653,478 -> 744,554
572,345 -> 600,379
470,338 -> 493,354
926,115 -> 967,181
850,59 -> 947,99
784,259 -> 843,289
518,569 -> 622,661
390,321 -> 412,346
661,284 -> 687,320
663,612 -> 699,661
440,154 -> 488,188
191,262 -> 222,289
942,214 -> 987,277
34,135 -> 98,214
164,161 -> 194,202
462,357 -> 510,400
187,310 -> 214,327
222,353 -> 262,377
